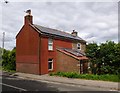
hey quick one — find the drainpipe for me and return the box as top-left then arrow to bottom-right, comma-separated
80,60 -> 81,74
80,60 -> 83,74
38,34 -> 41,75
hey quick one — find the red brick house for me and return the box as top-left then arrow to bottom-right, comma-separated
16,10 -> 88,75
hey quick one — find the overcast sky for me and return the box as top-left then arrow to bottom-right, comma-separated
0,0 -> 118,50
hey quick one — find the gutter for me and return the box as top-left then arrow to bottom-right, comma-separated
38,34 -> 41,75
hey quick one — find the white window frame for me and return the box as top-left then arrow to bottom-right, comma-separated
48,59 -> 53,70
48,38 -> 53,50
77,43 -> 81,50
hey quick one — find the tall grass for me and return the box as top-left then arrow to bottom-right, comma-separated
49,72 -> 119,82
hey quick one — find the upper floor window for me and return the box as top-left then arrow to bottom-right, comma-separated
77,43 -> 81,50
48,38 -> 53,50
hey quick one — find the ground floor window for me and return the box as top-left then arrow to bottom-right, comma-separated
48,59 -> 53,70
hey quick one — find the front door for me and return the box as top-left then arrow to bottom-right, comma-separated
80,60 -> 88,74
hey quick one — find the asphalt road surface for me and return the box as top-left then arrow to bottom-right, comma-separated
0,72 -> 118,93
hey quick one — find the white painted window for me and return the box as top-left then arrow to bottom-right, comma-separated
48,59 -> 53,70
48,39 -> 53,50
77,43 -> 81,50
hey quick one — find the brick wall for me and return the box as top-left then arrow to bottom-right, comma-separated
81,43 -> 86,53
40,36 -> 72,74
16,22 -> 40,74
72,42 -> 77,49
16,63 -> 39,74
72,42 -> 86,53
56,50 -> 80,73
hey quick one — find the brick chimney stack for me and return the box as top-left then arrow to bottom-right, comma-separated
71,30 -> 78,37
24,9 -> 33,25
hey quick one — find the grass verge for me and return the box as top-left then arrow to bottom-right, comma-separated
49,72 -> 119,82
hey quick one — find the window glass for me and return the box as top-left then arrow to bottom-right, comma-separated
48,39 -> 53,50
48,59 -> 53,70
77,43 -> 81,50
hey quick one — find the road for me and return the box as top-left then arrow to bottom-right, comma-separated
0,72 -> 118,93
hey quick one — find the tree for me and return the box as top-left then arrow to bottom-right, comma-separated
2,49 -> 10,68
86,43 -> 98,74
86,41 -> 120,75
2,47 -> 16,70
0,47 -> 3,65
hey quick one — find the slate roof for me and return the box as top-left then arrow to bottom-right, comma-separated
64,48 -> 86,57
32,24 -> 86,42
57,48 -> 88,60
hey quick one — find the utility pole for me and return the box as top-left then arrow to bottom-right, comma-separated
2,32 -> 5,55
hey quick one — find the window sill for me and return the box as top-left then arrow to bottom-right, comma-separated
48,50 -> 54,52
77,49 -> 81,51
48,69 -> 53,72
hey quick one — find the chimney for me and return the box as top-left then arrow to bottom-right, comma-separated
71,30 -> 78,37
24,9 -> 33,25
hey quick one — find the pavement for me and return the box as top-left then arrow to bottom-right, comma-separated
5,71 -> 119,91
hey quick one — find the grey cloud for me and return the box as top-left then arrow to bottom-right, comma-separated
0,2 -> 118,50
5,41 -> 15,50
89,2 -> 117,14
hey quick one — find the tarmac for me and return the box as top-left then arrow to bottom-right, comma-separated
7,72 -> 119,91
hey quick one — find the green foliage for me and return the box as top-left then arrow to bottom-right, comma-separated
2,47 -> 16,71
49,72 -> 119,82
0,47 -> 3,64
86,41 -> 120,75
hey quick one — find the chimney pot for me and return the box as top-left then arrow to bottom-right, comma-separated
26,9 -> 31,15
71,30 -> 78,37
24,9 -> 33,25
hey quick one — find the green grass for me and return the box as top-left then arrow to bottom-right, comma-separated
49,72 -> 120,82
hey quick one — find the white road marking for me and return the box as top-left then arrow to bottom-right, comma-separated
109,90 -> 118,92
0,83 -> 27,91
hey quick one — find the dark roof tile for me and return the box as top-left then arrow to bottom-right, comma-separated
58,48 -> 86,57
57,48 -> 88,60
32,24 -> 86,42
